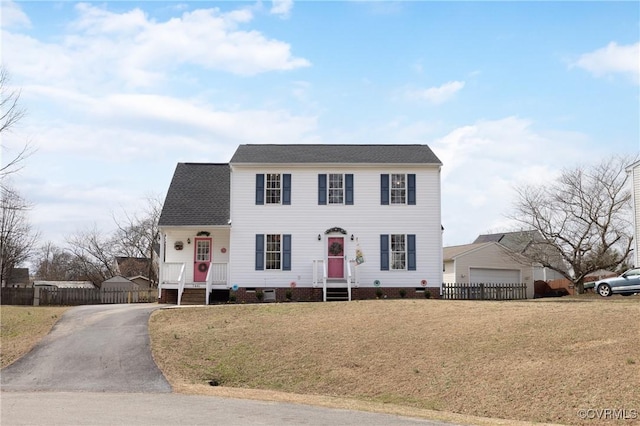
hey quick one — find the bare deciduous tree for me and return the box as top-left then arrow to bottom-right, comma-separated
0,66 -> 33,185
509,155 -> 635,293
112,195 -> 162,285
0,186 -> 39,286
33,241 -> 76,280
66,226 -> 119,286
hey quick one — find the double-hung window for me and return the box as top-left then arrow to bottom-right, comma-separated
381,174 -> 416,205
318,174 -> 354,205
390,234 -> 406,270
255,234 -> 292,271
256,174 -> 291,205
380,234 -> 416,271
328,174 -> 344,204
265,234 -> 281,269
390,174 -> 406,204
266,174 -> 281,204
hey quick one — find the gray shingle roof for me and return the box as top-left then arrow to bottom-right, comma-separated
443,243 -> 493,261
230,144 -> 442,165
473,231 -> 538,253
158,163 -> 230,227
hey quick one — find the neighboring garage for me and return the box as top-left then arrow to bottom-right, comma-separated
443,241 -> 534,298
469,267 -> 521,284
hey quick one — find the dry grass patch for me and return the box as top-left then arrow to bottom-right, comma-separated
1,306 -> 69,368
149,299 -> 640,425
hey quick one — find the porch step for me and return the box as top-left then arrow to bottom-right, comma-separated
326,287 -> 349,302
180,288 -> 206,305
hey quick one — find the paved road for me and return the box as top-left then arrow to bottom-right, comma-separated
1,392 -> 454,425
1,304 -> 458,425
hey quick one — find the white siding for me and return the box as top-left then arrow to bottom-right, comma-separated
229,165 -> 442,289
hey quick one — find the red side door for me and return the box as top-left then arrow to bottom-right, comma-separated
194,237 -> 212,282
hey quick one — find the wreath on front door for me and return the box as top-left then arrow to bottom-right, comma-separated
329,242 -> 343,256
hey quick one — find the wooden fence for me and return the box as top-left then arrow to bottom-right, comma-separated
1,288 -> 35,305
1,288 -> 157,306
441,282 -> 527,300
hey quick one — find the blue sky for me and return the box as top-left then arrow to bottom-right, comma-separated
1,0 -> 639,249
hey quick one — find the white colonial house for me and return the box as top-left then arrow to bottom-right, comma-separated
158,144 -> 443,305
627,160 -> 640,268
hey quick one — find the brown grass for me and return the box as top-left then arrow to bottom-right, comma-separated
150,297 -> 640,425
0,305 -> 69,368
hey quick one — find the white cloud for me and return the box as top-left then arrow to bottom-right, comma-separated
2,3 -> 310,90
406,81 -> 465,104
270,0 -> 294,18
573,41 -> 640,84
0,1 -> 31,29
432,116 -> 593,246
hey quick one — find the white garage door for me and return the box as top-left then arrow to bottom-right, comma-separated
469,268 -> 521,284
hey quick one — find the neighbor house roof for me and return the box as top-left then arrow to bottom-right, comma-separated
443,242 -> 493,261
230,144 -> 442,165
7,268 -> 30,286
158,163 -> 230,227
102,275 -> 134,284
473,231 -> 538,253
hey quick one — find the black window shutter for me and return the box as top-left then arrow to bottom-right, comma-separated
282,234 -> 292,271
380,234 -> 389,271
255,234 -> 264,270
407,234 -> 416,270
283,174 -> 291,205
255,174 -> 264,205
408,174 -> 416,205
345,174 -> 354,205
318,174 -> 327,205
380,174 -> 389,205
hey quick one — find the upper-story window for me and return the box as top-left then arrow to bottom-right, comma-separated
318,174 -> 353,205
390,174 -> 406,204
328,174 -> 344,204
256,174 -> 291,205
381,174 -> 416,205
266,174 -> 281,204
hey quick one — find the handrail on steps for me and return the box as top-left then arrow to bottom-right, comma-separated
177,263 -> 186,306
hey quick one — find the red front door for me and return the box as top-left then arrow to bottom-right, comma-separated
327,237 -> 344,279
194,237 -> 212,282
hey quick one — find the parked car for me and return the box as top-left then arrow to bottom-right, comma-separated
594,268 -> 640,297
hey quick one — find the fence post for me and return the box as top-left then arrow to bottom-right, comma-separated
33,286 -> 40,306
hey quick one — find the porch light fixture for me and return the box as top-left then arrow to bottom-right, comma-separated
187,238 -> 191,244
350,234 -> 354,241
317,234 -> 322,241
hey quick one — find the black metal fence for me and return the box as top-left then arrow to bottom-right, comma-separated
1,287 -> 157,306
441,282 -> 527,300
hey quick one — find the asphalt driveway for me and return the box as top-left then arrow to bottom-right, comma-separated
1,304 -> 459,426
0,303 -> 171,392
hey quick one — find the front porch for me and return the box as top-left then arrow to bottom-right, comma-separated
158,262 -> 229,305
158,259 -> 361,305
